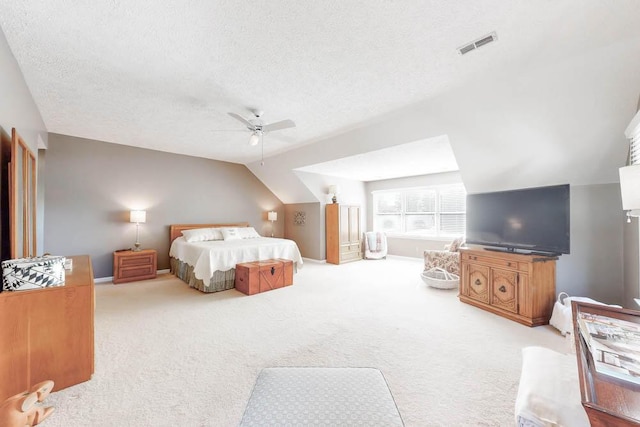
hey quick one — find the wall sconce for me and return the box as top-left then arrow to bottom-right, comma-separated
620,165 -> 640,222
328,185 -> 340,204
268,211 -> 277,237
130,210 -> 147,251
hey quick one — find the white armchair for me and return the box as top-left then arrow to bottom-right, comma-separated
364,231 -> 387,260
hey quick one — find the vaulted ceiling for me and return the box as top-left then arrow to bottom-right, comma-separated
1,1 -> 640,197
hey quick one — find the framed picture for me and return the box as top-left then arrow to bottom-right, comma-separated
294,211 -> 306,226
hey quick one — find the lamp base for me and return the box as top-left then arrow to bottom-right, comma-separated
133,242 -> 142,252
332,196 -> 337,203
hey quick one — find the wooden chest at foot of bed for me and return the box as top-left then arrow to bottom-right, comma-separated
235,259 -> 293,295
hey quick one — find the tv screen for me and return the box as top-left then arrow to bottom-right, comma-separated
465,184 -> 570,255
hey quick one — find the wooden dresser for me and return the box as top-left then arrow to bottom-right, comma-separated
326,204 -> 362,264
459,248 -> 557,326
113,249 -> 157,284
0,255 -> 95,401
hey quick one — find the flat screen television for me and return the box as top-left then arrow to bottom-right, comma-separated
465,184 -> 570,255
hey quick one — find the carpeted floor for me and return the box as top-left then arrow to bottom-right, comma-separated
43,256 -> 567,426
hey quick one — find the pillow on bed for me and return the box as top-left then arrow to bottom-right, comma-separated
221,227 -> 242,241
238,227 -> 261,239
181,227 -> 223,243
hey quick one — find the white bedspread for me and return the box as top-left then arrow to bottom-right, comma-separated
169,237 -> 303,282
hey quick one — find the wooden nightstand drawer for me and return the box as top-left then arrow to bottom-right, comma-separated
120,253 -> 155,267
113,249 -> 157,284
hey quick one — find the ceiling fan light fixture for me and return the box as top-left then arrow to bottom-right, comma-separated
248,131 -> 261,146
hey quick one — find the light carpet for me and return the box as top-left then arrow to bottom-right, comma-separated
43,256 -> 567,426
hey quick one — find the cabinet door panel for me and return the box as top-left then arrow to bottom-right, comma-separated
29,287 -> 93,390
468,264 -> 489,304
0,296 -> 29,400
491,268 -> 518,314
339,206 -> 349,244
348,206 -> 360,244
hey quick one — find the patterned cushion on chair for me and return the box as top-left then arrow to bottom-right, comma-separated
423,250 -> 460,276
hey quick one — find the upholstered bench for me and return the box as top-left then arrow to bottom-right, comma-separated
515,346 -> 589,426
240,367 -> 403,426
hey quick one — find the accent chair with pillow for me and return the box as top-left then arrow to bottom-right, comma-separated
364,231 -> 387,260
423,237 -> 464,276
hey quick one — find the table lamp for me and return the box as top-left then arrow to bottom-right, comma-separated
268,211 -> 277,237
130,210 -> 146,251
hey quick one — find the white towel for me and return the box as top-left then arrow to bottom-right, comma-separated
367,232 -> 378,252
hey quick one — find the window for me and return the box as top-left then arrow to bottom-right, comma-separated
373,184 -> 466,238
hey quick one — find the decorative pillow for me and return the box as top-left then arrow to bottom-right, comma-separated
182,228 -> 223,243
221,227 -> 242,241
237,227 -> 261,239
448,237 -> 465,252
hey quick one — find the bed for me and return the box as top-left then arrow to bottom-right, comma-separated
169,223 -> 303,293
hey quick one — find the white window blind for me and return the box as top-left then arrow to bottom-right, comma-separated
373,184 -> 466,237
626,110 -> 640,165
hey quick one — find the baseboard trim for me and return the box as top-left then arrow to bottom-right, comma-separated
95,269 -> 171,284
302,257 -> 326,264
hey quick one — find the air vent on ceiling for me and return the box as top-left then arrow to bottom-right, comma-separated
457,31 -> 497,55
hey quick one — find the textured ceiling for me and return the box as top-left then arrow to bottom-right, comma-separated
1,1 -> 640,170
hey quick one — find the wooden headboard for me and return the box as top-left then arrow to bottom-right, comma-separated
169,223 -> 250,243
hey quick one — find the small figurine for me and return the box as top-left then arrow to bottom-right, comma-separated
0,380 -> 55,426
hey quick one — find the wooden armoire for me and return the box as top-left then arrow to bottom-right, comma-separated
326,204 -> 362,264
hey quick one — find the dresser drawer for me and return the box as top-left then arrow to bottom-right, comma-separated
462,253 -> 525,271
340,250 -> 362,262
340,244 -> 361,253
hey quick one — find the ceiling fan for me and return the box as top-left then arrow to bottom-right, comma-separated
228,109 -> 296,147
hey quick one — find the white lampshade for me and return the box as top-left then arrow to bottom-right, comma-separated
130,210 -> 147,223
620,165 -> 640,216
328,185 -> 340,195
268,211 -> 277,222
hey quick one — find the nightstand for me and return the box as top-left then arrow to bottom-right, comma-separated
113,249 -> 157,284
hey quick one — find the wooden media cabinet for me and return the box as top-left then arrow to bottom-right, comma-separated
459,248 -> 557,326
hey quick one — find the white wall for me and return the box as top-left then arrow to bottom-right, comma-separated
0,28 -> 46,155
556,184 -> 624,304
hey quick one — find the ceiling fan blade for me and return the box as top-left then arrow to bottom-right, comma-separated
262,119 -> 296,132
228,112 -> 255,130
